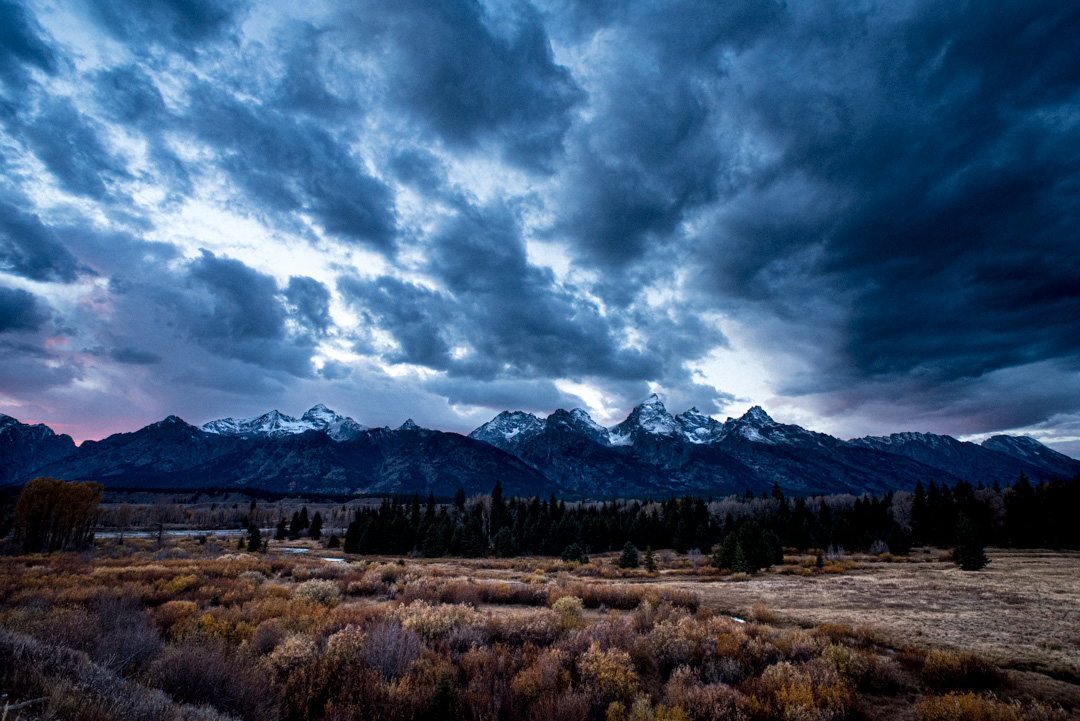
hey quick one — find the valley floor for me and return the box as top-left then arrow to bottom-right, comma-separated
1,539 -> 1077,720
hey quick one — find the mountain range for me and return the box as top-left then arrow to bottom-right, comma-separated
2,396 -> 1077,498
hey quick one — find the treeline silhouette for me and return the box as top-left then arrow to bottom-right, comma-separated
342,474 -> 1080,561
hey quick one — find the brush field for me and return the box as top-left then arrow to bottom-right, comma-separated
1,538 -> 1077,721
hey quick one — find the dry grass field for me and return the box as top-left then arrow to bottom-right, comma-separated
2,538 -> 1078,720
664,550 -> 1080,679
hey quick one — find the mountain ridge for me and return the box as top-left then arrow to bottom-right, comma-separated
3,399 -> 1077,498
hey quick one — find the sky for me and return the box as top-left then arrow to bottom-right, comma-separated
0,0 -> 1078,456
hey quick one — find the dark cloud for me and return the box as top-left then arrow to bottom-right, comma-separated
0,199 -> 82,282
0,285 -> 47,332
85,0 -> 245,51
550,0 -> 783,270
185,83 -> 397,252
187,250 -> 284,340
1,0 -> 1077,441
109,346 -> 162,365
691,0 -> 1080,406
423,376 -> 584,413
0,0 -> 57,92
0,339 -> 81,392
339,201 -> 725,405
344,0 -> 582,170
19,98 -> 128,200
286,276 -> 333,334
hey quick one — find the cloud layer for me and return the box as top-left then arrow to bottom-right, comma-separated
0,0 -> 1077,452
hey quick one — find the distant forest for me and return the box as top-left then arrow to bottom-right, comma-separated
341,474 -> 1080,563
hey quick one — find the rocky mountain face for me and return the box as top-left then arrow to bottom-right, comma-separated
469,395 -> 1077,496
19,406 -> 549,497
3,400 -> 1076,498
0,414 -> 77,485
200,404 -> 368,441
981,435 -> 1080,479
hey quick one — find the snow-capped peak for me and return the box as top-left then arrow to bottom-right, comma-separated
742,406 -> 774,426
468,411 -> 545,450
607,394 -> 679,444
200,405 -> 366,441
398,419 -> 421,431
674,407 -> 725,444
299,404 -> 368,440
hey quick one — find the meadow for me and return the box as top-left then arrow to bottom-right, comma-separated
1,536 -> 1077,721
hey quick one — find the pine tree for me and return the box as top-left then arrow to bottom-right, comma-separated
247,525 -> 262,552
422,525 -> 444,557
561,543 -> 586,563
643,546 -> 657,573
327,535 -> 340,549
275,518 -> 287,540
430,672 -> 458,717
619,541 -> 639,569
343,519 -> 360,554
309,512 -> 323,540
494,526 -> 517,557
731,542 -> 750,574
954,514 -> 989,571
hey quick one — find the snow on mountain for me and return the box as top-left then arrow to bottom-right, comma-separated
468,411 -> 546,450
721,405 -> 777,443
299,404 -> 369,440
981,435 -> 1080,476
551,408 -> 612,446
720,406 -> 837,448
398,419 -> 422,431
674,407 -> 726,444
201,405 -> 367,441
607,394 -> 679,444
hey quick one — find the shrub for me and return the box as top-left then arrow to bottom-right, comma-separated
250,619 -> 286,655
553,595 -> 585,630
147,642 -> 278,721
579,642 -> 639,703
664,666 -> 744,721
268,634 -> 317,674
916,693 -> 1065,721
390,600 -> 481,640
361,621 -> 424,679
751,602 -> 777,624
511,647 -> 569,702
922,650 -> 1000,693
292,579 -> 341,607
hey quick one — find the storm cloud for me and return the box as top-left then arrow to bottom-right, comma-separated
0,0 -> 1076,452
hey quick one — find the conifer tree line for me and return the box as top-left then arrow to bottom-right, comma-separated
340,474 -> 1080,563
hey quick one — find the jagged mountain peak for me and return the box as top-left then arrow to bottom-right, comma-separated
398,419 -> 421,431
200,404 -> 366,441
741,406 -> 774,425
155,415 -> 192,428
853,431 -> 960,446
609,394 -> 678,442
468,410 -> 545,450
675,407 -> 725,444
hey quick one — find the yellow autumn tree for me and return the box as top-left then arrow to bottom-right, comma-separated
14,476 -> 103,552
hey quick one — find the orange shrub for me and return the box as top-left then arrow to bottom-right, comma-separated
916,693 -> 1065,721
922,650 -> 1000,693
